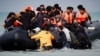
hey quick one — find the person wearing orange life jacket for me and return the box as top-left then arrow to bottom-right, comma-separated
77,5 -> 92,24
76,8 -> 88,27
64,7 -> 74,24
63,7 -> 74,30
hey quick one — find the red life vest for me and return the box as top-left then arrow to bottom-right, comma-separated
76,12 -> 88,23
13,21 -> 20,27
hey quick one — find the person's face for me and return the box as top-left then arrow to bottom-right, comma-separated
70,9 -> 73,13
66,9 -> 71,14
79,9 -> 85,14
41,10 -> 45,14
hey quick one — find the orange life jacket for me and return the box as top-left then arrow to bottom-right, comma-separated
64,12 -> 73,24
76,12 -> 88,23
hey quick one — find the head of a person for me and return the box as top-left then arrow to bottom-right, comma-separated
79,8 -> 86,14
36,7 -> 41,11
57,26 -> 63,31
49,12 -> 55,17
70,7 -> 74,12
46,6 -> 53,13
66,7 -> 72,14
54,10 -> 60,16
7,12 -> 16,18
25,6 -> 33,12
50,18 -> 54,24
40,4 -> 45,9
16,13 -> 21,19
20,11 -> 26,16
55,15 -> 60,22
53,3 -> 60,10
25,10 -> 35,18
43,15 -> 49,21
77,5 -> 83,10
40,8 -> 46,14
41,24 -> 50,31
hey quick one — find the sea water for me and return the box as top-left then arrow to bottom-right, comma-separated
0,12 -> 100,56
0,12 -> 8,35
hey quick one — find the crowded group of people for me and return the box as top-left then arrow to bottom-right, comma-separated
3,4 -> 92,51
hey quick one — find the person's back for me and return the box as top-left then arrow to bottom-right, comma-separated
31,30 -> 54,49
21,10 -> 35,30
21,13 -> 31,30
4,12 -> 16,31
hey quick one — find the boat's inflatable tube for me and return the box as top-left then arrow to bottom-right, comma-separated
85,20 -> 100,41
0,28 -> 37,50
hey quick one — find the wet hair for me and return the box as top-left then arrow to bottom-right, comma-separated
77,5 -> 84,9
7,12 -> 16,18
46,6 -> 52,12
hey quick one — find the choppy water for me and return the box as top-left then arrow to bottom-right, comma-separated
0,12 -> 100,56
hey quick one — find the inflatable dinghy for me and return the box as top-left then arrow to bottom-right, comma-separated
0,28 -> 37,50
0,20 -> 100,50
85,20 -> 100,40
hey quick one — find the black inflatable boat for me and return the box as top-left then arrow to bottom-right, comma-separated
0,20 -> 100,50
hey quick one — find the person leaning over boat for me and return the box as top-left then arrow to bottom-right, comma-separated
13,13 -> 23,27
3,12 -> 17,31
30,24 -> 54,51
76,5 -> 92,27
57,26 -> 71,48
